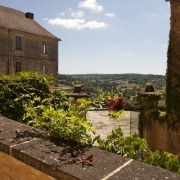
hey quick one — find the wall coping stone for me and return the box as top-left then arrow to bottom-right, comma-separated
0,116 -> 180,180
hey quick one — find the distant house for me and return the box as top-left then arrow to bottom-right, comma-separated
0,5 -> 61,82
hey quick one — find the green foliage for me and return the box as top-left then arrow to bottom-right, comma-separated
97,127 -> 180,174
97,127 -> 149,160
144,150 -> 180,173
92,91 -> 122,108
0,72 -> 53,121
108,110 -> 124,120
0,73 -> 95,144
166,34 -> 180,127
166,37 -> 171,115
92,91 -> 124,120
59,73 -> 165,95
23,97 -> 95,144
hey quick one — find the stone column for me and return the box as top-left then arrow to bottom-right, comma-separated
138,85 -> 167,151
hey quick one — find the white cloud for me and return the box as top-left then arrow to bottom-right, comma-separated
104,13 -> 116,17
60,12 -> 65,16
71,11 -> 84,18
78,0 -> 103,12
47,18 -> 107,30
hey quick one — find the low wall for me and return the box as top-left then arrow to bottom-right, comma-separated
143,120 -> 168,152
0,116 -> 180,179
168,130 -> 180,154
0,151 -> 55,180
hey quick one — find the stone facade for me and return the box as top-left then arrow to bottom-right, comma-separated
0,28 -> 58,78
0,5 -> 60,84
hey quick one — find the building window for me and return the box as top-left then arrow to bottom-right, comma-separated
42,65 -> 46,74
42,41 -> 47,54
16,36 -> 22,50
16,62 -> 21,73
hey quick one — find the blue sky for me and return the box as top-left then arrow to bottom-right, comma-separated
1,0 -> 170,75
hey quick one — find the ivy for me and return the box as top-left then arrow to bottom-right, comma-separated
166,32 -> 180,128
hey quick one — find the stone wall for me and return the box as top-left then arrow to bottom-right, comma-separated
0,27 -> 58,82
0,28 -> 8,74
138,85 -> 180,154
0,116 -> 179,179
143,120 -> 168,152
0,151 -> 55,180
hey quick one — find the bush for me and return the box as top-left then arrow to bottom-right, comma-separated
23,97 -> 95,144
0,72 -> 53,121
97,127 -> 149,160
144,150 -> 180,173
0,72 -> 95,144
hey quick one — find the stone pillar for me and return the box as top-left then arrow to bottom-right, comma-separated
167,0 -> 180,127
138,86 -> 167,151
164,0 -> 180,154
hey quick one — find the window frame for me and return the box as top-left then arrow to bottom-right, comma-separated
42,41 -> 47,54
42,65 -> 46,74
15,62 -> 21,73
15,36 -> 22,50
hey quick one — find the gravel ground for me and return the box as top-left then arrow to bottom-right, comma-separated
87,110 -> 139,139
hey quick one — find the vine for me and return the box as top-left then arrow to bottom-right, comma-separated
166,32 -> 180,128
166,36 -> 171,116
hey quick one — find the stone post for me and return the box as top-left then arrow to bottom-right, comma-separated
137,85 -> 167,151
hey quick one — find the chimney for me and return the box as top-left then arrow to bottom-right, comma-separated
25,12 -> 34,20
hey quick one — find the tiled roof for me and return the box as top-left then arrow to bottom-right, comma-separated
0,5 -> 60,40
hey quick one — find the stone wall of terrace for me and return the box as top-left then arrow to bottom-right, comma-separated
0,116 -> 180,179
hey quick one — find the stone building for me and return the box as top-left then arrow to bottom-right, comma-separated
0,5 -> 60,81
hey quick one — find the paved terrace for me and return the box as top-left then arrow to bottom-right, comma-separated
0,116 -> 180,179
88,110 -> 139,139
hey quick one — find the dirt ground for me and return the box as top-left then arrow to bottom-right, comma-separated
87,110 -> 139,139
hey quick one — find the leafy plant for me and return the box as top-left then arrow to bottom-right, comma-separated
23,97 -> 95,144
97,127 -> 149,160
0,72 -> 53,121
0,73 -> 95,144
144,150 -> 180,173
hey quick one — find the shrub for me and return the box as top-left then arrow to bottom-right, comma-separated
144,150 -> 180,173
0,72 -> 95,144
23,97 -> 95,144
0,72 -> 53,121
97,127 -> 149,160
